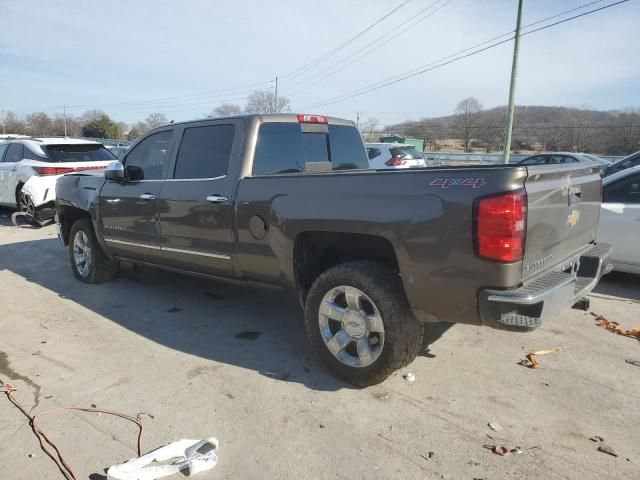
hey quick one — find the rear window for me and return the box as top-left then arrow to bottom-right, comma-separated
252,123 -> 368,175
389,146 -> 423,160
45,144 -> 116,163
174,124 -> 235,179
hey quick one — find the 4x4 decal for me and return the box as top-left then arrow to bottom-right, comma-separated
430,177 -> 486,189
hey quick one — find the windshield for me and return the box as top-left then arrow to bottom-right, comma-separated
45,144 -> 116,163
389,146 -> 423,159
604,151 -> 640,177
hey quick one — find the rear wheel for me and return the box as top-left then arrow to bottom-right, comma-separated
69,219 -> 119,283
304,261 -> 423,387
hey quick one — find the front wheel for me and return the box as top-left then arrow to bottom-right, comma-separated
68,219 -> 119,283
17,191 -> 38,225
304,261 -> 423,387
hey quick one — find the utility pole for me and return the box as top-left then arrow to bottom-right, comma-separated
503,0 -> 524,164
356,112 -> 360,130
1,110 -> 5,135
63,105 -> 68,137
274,76 -> 278,113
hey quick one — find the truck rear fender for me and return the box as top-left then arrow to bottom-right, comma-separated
293,231 -> 400,306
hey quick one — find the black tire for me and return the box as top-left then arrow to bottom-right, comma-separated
68,219 -> 119,283
304,260 -> 423,387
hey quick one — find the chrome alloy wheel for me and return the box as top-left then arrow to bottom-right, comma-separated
73,231 -> 92,277
318,286 -> 385,368
18,192 -> 36,224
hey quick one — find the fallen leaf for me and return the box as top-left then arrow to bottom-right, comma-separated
518,349 -> 560,368
591,312 -> 640,342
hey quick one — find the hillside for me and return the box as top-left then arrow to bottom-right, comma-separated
383,105 -> 640,155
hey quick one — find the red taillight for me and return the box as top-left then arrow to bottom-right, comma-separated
297,114 -> 328,124
34,166 -> 75,175
475,190 -> 526,262
34,165 -> 107,175
385,156 -> 407,166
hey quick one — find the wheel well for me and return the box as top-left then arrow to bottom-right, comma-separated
58,206 -> 91,245
294,232 -> 400,304
15,183 -> 24,202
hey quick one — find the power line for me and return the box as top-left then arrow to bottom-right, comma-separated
381,123 -> 640,129
299,0 -> 629,110
63,83 -> 271,111
281,0 -> 453,96
280,0 -> 413,81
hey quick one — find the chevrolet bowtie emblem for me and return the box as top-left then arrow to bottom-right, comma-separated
568,209 -> 580,228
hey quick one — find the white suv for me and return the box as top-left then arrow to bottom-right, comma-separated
365,143 -> 426,169
0,138 -> 116,224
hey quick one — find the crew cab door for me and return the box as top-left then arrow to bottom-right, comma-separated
100,128 -> 175,262
598,171 -> 640,269
157,119 -> 243,276
0,143 -> 23,205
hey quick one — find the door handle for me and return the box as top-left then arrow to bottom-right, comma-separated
139,193 -> 157,201
206,195 -> 229,204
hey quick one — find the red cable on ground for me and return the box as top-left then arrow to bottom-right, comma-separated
1,378 -> 143,480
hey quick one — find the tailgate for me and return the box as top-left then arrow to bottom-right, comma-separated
522,164 -> 602,280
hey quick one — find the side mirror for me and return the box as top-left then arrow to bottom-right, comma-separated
104,161 -> 125,181
125,165 -> 144,182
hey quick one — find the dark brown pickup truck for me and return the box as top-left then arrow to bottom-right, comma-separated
55,114 -> 611,385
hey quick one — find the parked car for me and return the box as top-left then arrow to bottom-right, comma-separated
516,152 -> 604,166
597,165 -> 640,274
603,150 -> 640,177
365,143 -> 426,169
107,145 -> 130,160
582,154 -> 611,165
0,138 -> 116,224
56,113 -> 610,386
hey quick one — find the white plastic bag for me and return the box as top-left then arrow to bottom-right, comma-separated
107,437 -> 219,480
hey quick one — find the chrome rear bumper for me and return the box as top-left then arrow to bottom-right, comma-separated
479,243 -> 612,329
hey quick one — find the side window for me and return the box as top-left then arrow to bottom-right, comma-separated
124,130 -> 173,180
174,124 -> 235,179
521,155 -> 546,165
367,148 -> 381,160
604,173 -> 640,204
328,125 -> 369,170
23,147 -> 47,161
0,143 -> 8,161
3,143 -> 24,163
253,123 -> 305,175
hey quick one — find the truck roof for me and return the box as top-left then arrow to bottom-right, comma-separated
163,113 -> 356,128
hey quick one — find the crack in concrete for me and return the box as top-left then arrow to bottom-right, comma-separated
0,351 -> 41,411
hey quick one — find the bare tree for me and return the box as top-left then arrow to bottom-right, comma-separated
557,108 -> 596,152
3,111 -> 25,134
608,108 -> 640,154
477,106 -> 508,152
145,113 -> 168,129
245,89 -> 290,114
360,117 -> 380,141
24,112 -> 55,136
212,103 -> 242,117
127,122 -> 149,141
454,97 -> 483,152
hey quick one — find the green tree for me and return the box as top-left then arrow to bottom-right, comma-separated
81,113 -> 119,139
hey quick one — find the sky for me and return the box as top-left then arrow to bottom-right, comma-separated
1,0 -> 638,127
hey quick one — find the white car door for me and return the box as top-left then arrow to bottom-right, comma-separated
599,171 -> 640,271
0,143 -> 24,205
